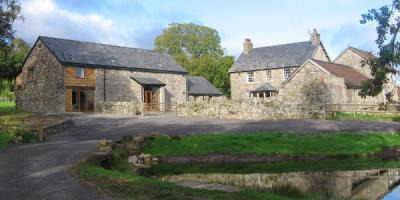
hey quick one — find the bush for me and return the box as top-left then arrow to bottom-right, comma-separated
0,80 -> 15,102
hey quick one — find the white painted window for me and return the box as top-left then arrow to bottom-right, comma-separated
247,72 -> 254,83
266,70 -> 272,81
76,67 -> 85,78
284,68 -> 292,80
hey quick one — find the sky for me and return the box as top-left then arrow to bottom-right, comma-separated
14,0 -> 392,60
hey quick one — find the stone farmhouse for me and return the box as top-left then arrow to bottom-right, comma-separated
15,36 -> 222,114
229,29 -> 398,105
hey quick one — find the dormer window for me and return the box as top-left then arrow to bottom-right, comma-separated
76,67 -> 85,78
247,72 -> 254,83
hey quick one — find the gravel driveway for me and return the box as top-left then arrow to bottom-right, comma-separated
0,114 -> 399,200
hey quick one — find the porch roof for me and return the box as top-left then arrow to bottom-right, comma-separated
250,83 -> 277,93
130,76 -> 166,86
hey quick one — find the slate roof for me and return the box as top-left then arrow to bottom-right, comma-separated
130,77 -> 166,86
38,36 -> 188,74
312,59 -> 368,88
187,76 -> 223,96
250,83 -> 277,92
229,41 -> 318,73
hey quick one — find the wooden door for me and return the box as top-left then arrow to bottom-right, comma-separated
144,90 -> 152,112
70,89 -> 94,112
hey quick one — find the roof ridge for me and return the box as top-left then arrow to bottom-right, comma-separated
311,59 -> 352,68
252,40 -> 313,50
38,35 -> 160,54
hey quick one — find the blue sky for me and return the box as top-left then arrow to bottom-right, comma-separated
14,0 -> 391,59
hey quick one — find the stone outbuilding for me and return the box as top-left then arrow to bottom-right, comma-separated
15,36 -> 219,114
187,76 -> 224,101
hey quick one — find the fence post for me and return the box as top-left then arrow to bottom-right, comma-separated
37,118 -> 44,142
20,119 -> 24,135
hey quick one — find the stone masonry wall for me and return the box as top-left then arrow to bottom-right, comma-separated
95,69 -> 187,112
15,40 -> 65,113
230,67 -> 297,99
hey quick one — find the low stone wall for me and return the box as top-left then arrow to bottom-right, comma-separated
177,99 -> 326,120
97,101 -> 142,115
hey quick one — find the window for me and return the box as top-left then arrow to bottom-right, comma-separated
28,69 -> 34,81
266,70 -> 272,81
284,68 -> 293,80
76,67 -> 85,78
247,72 -> 254,83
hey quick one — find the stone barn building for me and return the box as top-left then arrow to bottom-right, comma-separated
15,36 -> 221,114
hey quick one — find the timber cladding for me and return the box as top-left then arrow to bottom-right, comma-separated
64,66 -> 96,87
65,88 -> 72,112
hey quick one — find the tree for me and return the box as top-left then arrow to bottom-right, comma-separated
359,0 -> 400,97
0,38 -> 30,80
154,23 -> 234,95
0,0 -> 23,49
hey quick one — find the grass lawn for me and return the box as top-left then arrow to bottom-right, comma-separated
142,132 -> 400,157
329,111 -> 400,122
71,162 -> 296,200
0,101 -> 35,120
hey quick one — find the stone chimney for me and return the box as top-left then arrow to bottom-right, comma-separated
311,28 -> 320,45
243,38 -> 253,54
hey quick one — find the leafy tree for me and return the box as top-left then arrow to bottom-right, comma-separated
359,0 -> 400,97
0,0 -> 23,48
0,38 -> 30,80
154,23 -> 234,95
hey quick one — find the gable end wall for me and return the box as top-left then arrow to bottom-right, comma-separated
15,40 -> 65,113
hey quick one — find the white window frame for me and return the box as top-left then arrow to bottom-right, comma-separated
284,68 -> 292,80
247,72 -> 254,83
266,70 -> 272,81
76,67 -> 85,78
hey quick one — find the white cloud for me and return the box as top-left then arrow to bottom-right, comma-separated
14,0 -> 134,47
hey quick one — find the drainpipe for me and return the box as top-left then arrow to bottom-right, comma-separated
103,68 -> 106,102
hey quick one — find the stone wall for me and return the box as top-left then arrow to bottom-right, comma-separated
230,67 -> 297,99
15,40 -> 65,113
95,69 -> 187,112
313,44 -> 330,61
178,98 -> 326,120
96,101 -> 143,115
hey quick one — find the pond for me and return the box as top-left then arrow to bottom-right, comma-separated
143,164 -> 400,199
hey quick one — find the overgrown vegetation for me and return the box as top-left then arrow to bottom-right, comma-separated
142,132 -> 400,157
0,131 -> 37,149
329,111 -> 400,122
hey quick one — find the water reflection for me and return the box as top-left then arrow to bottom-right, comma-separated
161,168 -> 400,199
